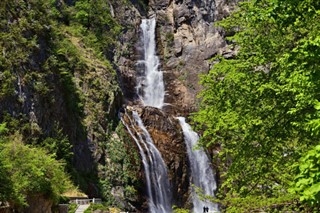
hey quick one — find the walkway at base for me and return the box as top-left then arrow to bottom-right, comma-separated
75,204 -> 90,213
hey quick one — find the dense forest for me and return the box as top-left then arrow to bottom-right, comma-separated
193,0 -> 320,212
0,0 -> 320,212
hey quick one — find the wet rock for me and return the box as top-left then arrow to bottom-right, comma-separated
123,106 -> 190,207
140,106 -> 190,206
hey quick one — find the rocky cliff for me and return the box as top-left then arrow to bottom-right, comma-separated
116,0 -> 238,114
154,0 -> 238,114
0,0 -> 124,209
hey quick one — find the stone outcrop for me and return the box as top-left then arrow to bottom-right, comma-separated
113,1 -> 144,104
139,106 -> 190,206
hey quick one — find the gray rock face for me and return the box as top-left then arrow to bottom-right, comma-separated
113,2 -> 143,105
150,0 -> 239,114
116,0 -> 239,113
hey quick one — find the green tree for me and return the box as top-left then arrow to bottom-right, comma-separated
99,123 -> 140,206
193,0 -> 320,211
73,0 -> 121,56
0,131 -> 73,208
172,205 -> 189,213
291,145 -> 320,207
0,123 -> 12,203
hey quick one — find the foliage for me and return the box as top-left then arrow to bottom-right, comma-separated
172,205 -> 189,213
42,124 -> 73,165
193,0 -> 320,211
214,194 -> 299,213
84,203 -> 109,213
68,203 -> 78,213
0,0 -> 120,142
0,0 -> 129,209
0,124 -> 12,204
0,123 -> 7,134
0,132 -> 73,207
1,113 -> 74,169
291,145 -> 320,207
0,0 -> 55,101
109,207 -> 122,213
99,122 -> 141,206
72,0 -> 121,57
165,32 -> 175,44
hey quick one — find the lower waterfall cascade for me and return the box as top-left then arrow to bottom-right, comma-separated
121,110 -> 172,213
178,117 -> 219,213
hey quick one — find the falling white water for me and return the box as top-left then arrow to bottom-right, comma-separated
121,111 -> 172,213
120,114 -> 154,205
137,18 -> 165,109
177,117 -> 219,213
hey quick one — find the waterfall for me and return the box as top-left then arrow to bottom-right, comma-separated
120,113 -> 154,204
122,16 -> 219,213
137,18 -> 165,109
121,18 -> 172,212
121,111 -> 172,213
177,117 -> 219,213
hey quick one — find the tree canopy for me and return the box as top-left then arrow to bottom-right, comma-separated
193,0 -> 320,211
0,124 -> 73,208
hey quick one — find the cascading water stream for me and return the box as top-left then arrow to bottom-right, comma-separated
137,18 -> 165,109
177,117 -> 219,213
122,16 -> 219,213
121,111 -> 172,213
123,17 -> 173,212
120,114 -> 154,204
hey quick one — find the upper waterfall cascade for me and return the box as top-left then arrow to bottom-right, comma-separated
137,18 -> 165,109
178,117 -> 219,213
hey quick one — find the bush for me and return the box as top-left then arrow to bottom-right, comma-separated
68,203 -> 78,213
0,131 -> 73,207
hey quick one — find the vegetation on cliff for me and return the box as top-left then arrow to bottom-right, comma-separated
0,0 -> 141,210
194,0 -> 320,211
